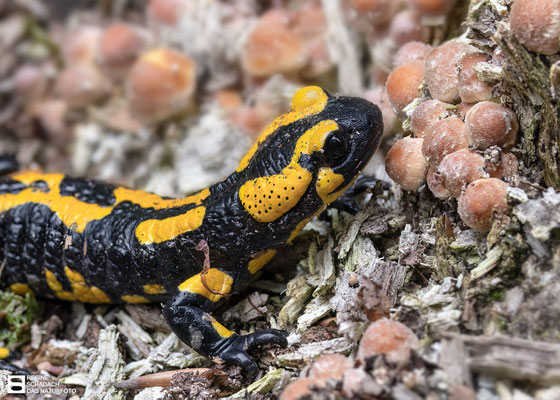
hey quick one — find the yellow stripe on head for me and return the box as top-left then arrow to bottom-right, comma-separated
316,168 -> 346,204
236,86 -> 329,172
292,120 -> 338,159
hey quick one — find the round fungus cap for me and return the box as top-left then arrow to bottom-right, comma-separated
97,23 -> 149,81
510,0 -> 560,55
438,149 -> 488,198
62,26 -> 102,65
357,319 -> 419,365
458,178 -> 509,232
147,0 -> 186,26
485,151 -> 519,179
241,9 -> 306,77
458,52 -> 493,103
280,378 -> 323,400
394,41 -> 433,67
386,137 -> 428,191
386,61 -> 425,114
411,99 -> 452,138
308,354 -> 353,381
55,65 -> 111,108
465,101 -> 518,150
126,48 -> 196,124
421,116 -> 469,166
348,0 -> 398,26
425,42 -> 475,103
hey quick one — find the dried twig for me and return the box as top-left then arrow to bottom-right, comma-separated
196,240 -> 230,299
113,368 -> 211,389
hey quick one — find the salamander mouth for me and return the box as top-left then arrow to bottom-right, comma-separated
355,126 -> 382,172
329,110 -> 383,192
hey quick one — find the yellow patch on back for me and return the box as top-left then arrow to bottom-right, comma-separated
178,268 -> 233,302
9,283 -> 32,296
316,168 -> 346,204
143,284 -> 166,294
3,172 -> 112,233
211,319 -> 234,338
239,165 -> 312,223
45,269 -> 63,292
45,269 -> 77,301
57,291 -> 78,301
3,171 -> 210,238
135,206 -> 206,244
114,187 -> 209,210
64,266 -> 111,303
236,86 -> 329,172
11,171 -> 61,187
0,347 -> 9,359
122,295 -> 150,303
248,250 -> 277,274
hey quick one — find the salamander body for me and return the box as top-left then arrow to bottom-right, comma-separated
0,86 -> 383,376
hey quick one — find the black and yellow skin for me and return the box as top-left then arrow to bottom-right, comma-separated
0,86 -> 383,377
0,348 -> 28,374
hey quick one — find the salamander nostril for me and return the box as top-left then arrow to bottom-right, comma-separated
366,116 -> 374,128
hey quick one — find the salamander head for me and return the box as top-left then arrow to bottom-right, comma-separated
305,88 -> 384,202
237,86 -> 383,224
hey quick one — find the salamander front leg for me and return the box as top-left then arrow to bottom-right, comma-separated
163,269 -> 287,379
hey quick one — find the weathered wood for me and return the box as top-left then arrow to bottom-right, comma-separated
441,334 -> 560,385
114,368 -> 211,389
83,325 -> 126,400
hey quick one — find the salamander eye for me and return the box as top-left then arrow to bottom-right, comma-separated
323,131 -> 348,162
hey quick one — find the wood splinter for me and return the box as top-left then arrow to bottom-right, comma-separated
113,368 -> 212,389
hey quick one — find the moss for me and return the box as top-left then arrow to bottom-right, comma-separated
0,290 -> 39,346
487,287 -> 505,302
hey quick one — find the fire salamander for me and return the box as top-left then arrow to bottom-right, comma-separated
0,86 -> 382,377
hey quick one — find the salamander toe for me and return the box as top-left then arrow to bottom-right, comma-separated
215,329 -> 288,379
245,329 -> 288,352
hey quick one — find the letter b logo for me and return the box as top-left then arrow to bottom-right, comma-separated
8,375 -> 26,394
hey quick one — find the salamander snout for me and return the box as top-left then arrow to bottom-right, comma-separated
320,95 -> 384,180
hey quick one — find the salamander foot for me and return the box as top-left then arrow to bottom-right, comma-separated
215,329 -> 288,379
